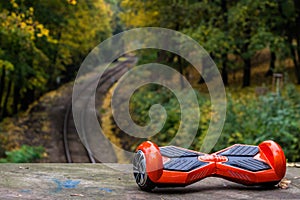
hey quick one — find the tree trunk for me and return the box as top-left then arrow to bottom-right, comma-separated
13,84 -> 20,114
48,30 -> 62,89
221,53 -> 228,86
198,53 -> 215,84
0,65 -> 5,109
243,58 -> 251,87
1,79 -> 12,118
296,37 -> 300,84
295,61 -> 300,84
293,0 -> 300,84
289,36 -> 300,84
21,89 -> 35,110
265,51 -> 276,77
221,0 -> 228,86
241,13 -> 251,88
178,56 -> 185,89
295,60 -> 300,84
157,50 -> 169,62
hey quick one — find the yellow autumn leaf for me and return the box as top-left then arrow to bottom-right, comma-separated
67,0 -> 77,5
26,18 -> 33,25
20,22 -> 26,29
40,28 -> 49,37
36,24 -> 44,30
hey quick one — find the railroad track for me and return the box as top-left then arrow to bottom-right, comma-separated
63,57 -> 137,163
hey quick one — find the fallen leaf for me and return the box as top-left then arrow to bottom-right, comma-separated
287,163 -> 300,168
278,178 -> 291,189
19,166 -> 29,169
70,194 -> 84,197
287,163 -> 293,167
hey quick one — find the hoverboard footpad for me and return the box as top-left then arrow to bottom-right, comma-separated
218,145 -> 259,156
225,157 -> 271,172
217,145 -> 271,172
160,146 -> 207,172
159,146 -> 202,157
163,156 -> 208,172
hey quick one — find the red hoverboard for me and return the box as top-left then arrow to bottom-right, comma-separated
133,140 -> 286,191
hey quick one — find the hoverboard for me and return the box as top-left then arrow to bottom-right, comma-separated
133,140 -> 286,191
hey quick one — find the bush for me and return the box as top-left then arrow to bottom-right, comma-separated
128,84 -> 300,162
0,145 -> 45,163
215,85 -> 300,161
128,84 -> 209,147
129,84 -> 181,145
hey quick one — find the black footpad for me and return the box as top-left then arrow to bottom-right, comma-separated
159,146 -> 201,158
163,157 -> 208,172
225,157 -> 271,172
218,145 -> 259,157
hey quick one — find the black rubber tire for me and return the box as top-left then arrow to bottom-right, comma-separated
260,181 -> 280,188
133,150 -> 156,191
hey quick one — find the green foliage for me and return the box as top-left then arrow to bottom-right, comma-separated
120,0 -> 300,85
0,145 -> 45,163
216,85 -> 300,161
130,84 -> 181,145
130,84 -> 300,162
129,84 -> 209,147
28,0 -> 113,82
0,0 -> 113,120
0,1 -> 52,117
134,49 -> 160,66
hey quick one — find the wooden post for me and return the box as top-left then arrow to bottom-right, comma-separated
272,73 -> 283,95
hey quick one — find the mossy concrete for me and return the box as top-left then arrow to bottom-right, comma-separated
0,164 -> 299,199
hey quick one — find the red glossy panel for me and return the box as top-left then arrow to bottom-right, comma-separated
137,141 -> 163,181
258,140 -> 286,180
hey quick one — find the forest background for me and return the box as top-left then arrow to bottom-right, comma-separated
0,0 -> 299,162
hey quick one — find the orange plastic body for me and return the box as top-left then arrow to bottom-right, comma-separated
136,140 -> 286,187
137,141 -> 163,182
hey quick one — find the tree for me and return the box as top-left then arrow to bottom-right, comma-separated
120,0 -> 204,80
0,1 -> 51,117
32,0 -> 112,86
248,0 -> 299,84
183,0 -> 233,86
288,0 -> 300,84
119,0 -> 300,86
0,0 -> 113,120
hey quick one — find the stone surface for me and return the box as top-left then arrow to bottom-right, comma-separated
0,164 -> 299,200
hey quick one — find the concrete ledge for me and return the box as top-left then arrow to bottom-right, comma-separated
0,164 -> 299,199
